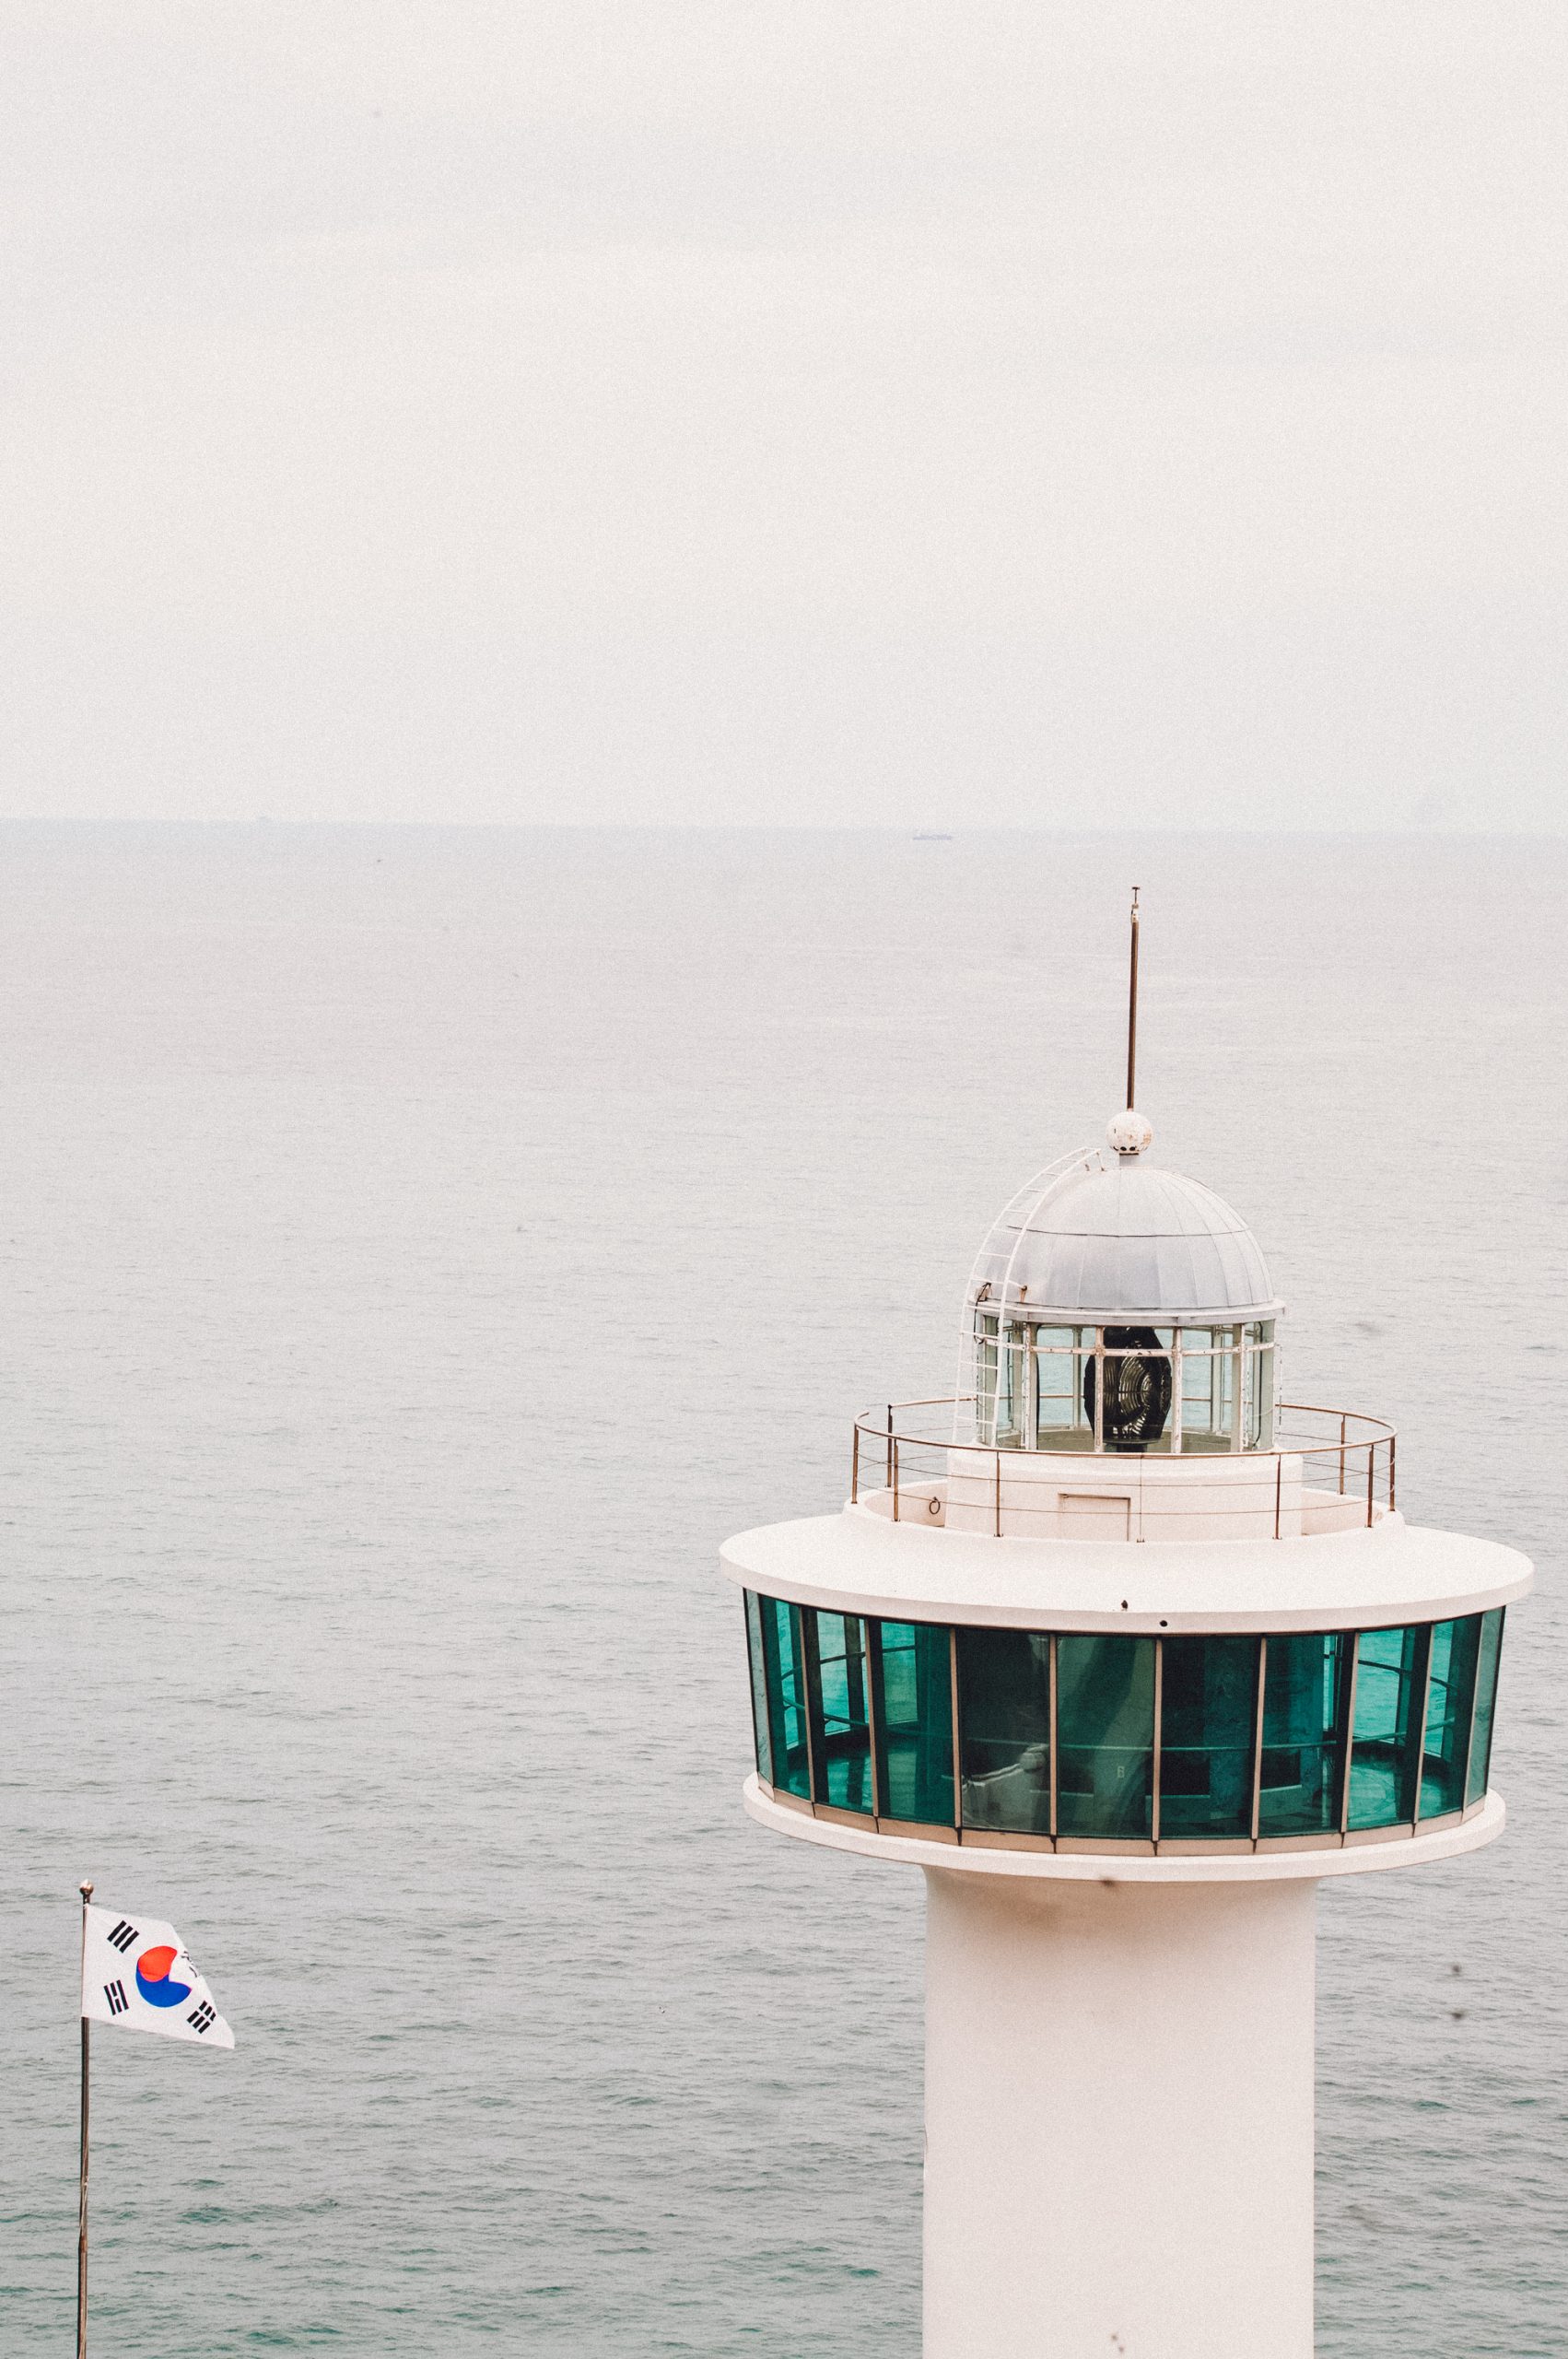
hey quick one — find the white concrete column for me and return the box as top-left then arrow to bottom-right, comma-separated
923,1867 -> 1318,2359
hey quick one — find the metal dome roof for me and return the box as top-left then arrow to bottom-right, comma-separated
966,1144 -> 1279,1326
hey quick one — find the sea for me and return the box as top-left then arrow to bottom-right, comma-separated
3,823 -> 1562,2355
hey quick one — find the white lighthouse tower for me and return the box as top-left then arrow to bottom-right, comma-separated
722,902 -> 1529,2357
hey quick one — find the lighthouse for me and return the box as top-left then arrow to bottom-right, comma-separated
722,906 -> 1529,2357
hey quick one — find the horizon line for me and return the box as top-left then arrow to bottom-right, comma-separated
0,816 -> 1562,840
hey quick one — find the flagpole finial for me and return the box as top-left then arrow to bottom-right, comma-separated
79,1881 -> 93,1901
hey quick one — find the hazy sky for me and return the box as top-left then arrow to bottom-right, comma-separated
3,5 -> 1564,829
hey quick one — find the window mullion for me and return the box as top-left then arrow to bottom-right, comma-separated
1338,1637 -> 1361,1837
1249,1637 -> 1267,1845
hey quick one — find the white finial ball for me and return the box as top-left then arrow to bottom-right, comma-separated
1107,1108 -> 1153,1157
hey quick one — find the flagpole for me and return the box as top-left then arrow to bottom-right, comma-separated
77,1879 -> 92,2359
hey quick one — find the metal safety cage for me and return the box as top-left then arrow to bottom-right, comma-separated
851,1398 -> 1396,1539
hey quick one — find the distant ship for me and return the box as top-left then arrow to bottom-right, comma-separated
912,828 -> 953,841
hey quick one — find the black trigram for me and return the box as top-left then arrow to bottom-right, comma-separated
104,1980 -> 128,2015
106,1919 -> 137,1954
188,2001 -> 216,2036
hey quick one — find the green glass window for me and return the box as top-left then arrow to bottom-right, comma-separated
1258,1631 -> 1350,1837
1158,1636 -> 1260,1839
1056,1634 -> 1155,1839
956,1627 -> 1052,1834
1466,1608 -> 1505,1808
759,1596 -> 812,1801
744,1591 -> 774,1786
743,1597 -> 1504,1851
1348,1624 -> 1429,1830
872,1620 -> 954,1826
1420,1615 -> 1481,1821
808,1611 -> 875,1816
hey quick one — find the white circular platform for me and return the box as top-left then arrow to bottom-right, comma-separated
721,1504 -> 1531,1632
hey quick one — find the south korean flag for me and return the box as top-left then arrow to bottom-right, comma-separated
82,1905 -> 235,2048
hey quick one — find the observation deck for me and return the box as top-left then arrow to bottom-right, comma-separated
852,1396 -> 1395,1543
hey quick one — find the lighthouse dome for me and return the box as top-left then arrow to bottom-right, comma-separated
967,1142 -> 1279,1325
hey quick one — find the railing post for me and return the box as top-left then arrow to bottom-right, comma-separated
885,1403 -> 893,1488
893,1437 -> 900,1522
1366,1443 -> 1375,1527
851,1423 -> 860,1505
1274,1454 -> 1282,1540
1389,1433 -> 1397,1514
994,1451 -> 1001,1539
1339,1414 -> 1346,1495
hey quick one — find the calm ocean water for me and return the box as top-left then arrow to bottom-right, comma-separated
2,824 -> 1562,2356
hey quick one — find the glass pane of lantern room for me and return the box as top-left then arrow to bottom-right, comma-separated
1258,1631 -> 1349,1838
744,1591 -> 774,1785
809,1612 -> 874,1816
1466,1609 -> 1505,1807
873,1622 -> 955,1826
995,1327 -> 1026,1448
1158,1636 -> 1260,1839
1034,1329 -> 1088,1449
1420,1615 -> 1480,1820
956,1627 -> 1052,1833
760,1597 -> 812,1801
973,1314 -> 998,1442
1056,1636 -> 1155,1839
1245,1324 -> 1276,1450
1347,1625 -> 1428,1830
1179,1330 -> 1237,1454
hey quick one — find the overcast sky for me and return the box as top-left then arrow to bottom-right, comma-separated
3,5 -> 1564,829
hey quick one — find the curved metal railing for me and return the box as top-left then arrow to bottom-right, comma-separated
849,1398 -> 1397,1540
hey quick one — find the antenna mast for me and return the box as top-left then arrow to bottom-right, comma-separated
1125,887 -> 1141,1110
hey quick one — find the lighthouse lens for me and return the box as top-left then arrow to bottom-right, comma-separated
1082,1328 -> 1172,1453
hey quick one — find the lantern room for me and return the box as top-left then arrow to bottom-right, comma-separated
964,1124 -> 1281,1459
